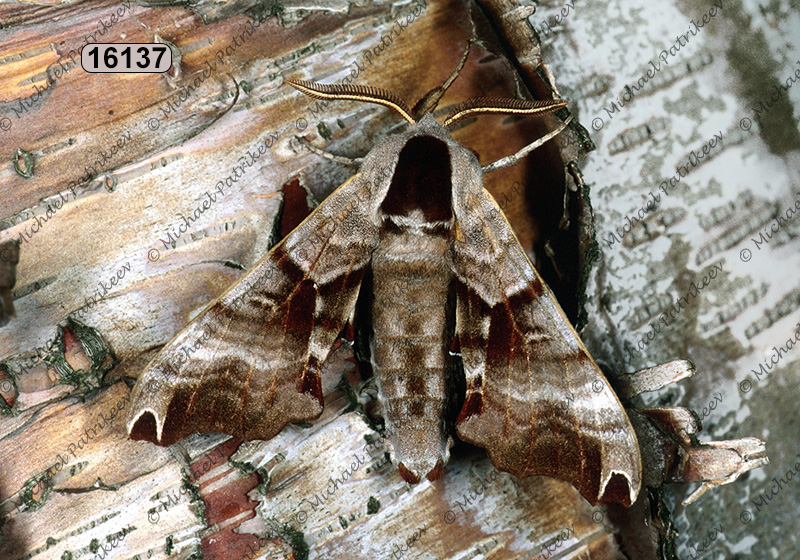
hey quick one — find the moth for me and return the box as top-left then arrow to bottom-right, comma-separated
127,53 -> 642,506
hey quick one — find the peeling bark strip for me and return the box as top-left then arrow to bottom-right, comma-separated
623,261 -> 723,363
188,438 -> 240,481
153,132 -> 279,254
750,192 -> 800,251
591,0 -> 723,130
147,440 -> 240,524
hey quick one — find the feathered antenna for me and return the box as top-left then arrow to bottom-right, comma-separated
285,79 -> 416,124
444,97 -> 569,127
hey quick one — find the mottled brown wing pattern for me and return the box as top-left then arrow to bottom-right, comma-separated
127,173 -> 380,445
451,187 -> 642,506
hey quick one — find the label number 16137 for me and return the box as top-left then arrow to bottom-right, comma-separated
81,44 -> 172,73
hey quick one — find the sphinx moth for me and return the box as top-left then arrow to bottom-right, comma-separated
127,56 -> 642,506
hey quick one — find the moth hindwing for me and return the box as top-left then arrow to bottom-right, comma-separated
127,75 -> 641,507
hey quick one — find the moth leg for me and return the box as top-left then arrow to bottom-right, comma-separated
412,40 -> 473,119
294,135 -> 364,166
481,114 -> 573,173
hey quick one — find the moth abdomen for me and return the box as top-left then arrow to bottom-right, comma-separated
369,219 -> 458,483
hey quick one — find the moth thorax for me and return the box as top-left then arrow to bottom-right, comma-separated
381,135 -> 453,225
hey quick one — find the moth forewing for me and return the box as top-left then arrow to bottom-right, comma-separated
127,172 -> 381,446
449,180 -> 642,506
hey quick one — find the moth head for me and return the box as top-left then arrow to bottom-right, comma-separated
284,79 -> 568,128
